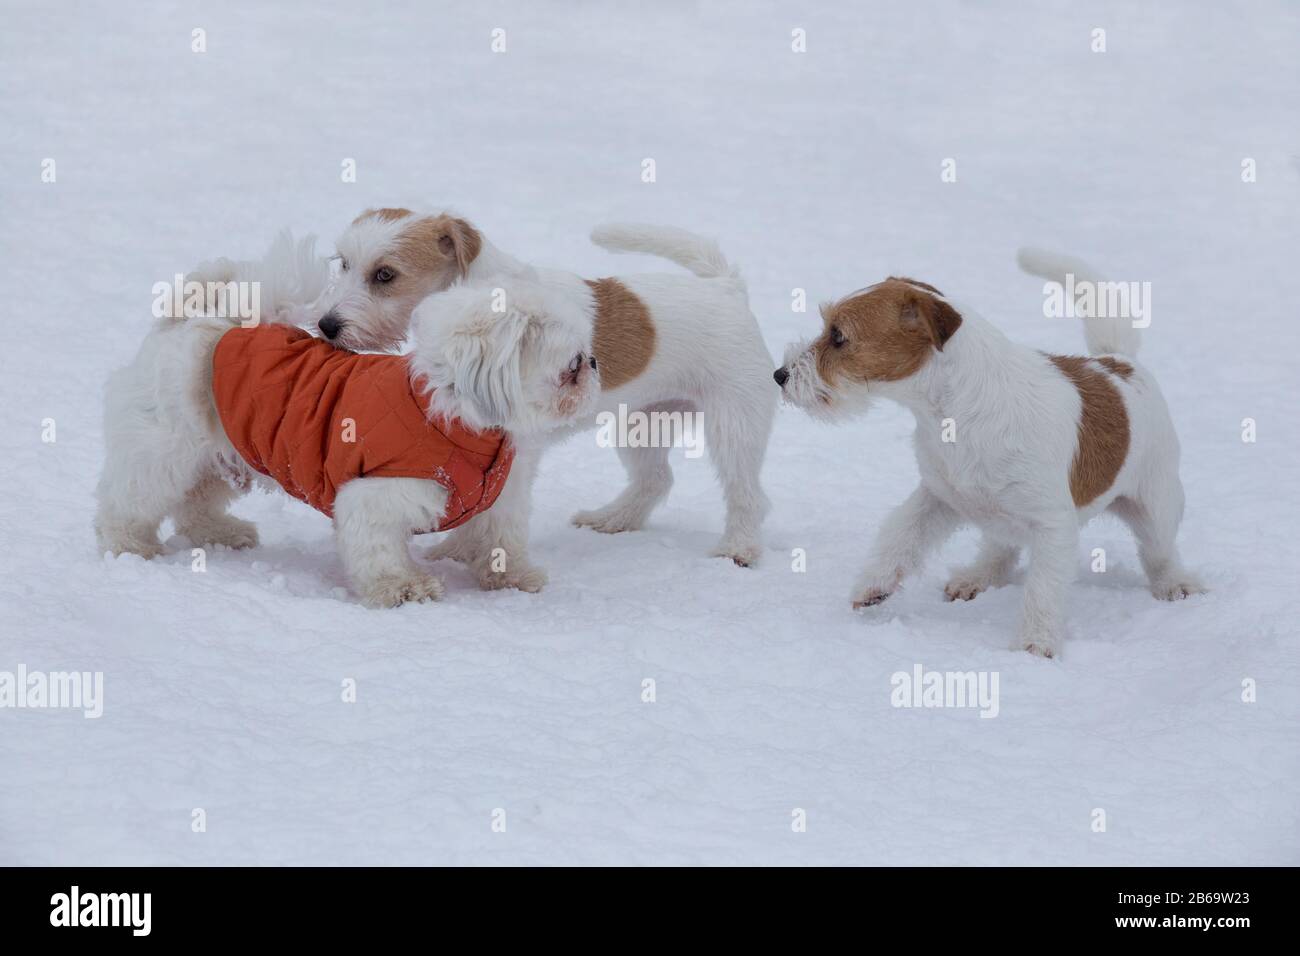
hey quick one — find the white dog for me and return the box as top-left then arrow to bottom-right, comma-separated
774,251 -> 1204,657
313,209 -> 776,586
94,234 -> 598,606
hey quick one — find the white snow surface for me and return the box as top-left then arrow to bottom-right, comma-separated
2,1 -> 1298,865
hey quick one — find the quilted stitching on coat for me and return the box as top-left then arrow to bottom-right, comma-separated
211,324 -> 514,530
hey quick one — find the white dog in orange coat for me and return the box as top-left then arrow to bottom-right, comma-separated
94,233 -> 600,606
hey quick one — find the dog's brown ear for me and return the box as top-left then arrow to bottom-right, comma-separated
889,276 -> 944,296
437,217 -> 482,277
901,290 -> 962,351
353,207 -> 412,226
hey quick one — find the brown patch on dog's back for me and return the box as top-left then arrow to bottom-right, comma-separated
1096,356 -> 1134,380
353,207 -> 413,225
585,278 -> 656,389
1048,355 -> 1131,507
815,279 -> 962,385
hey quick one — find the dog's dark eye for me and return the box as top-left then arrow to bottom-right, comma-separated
337,257 -> 349,272
830,326 -> 846,347
372,267 -> 396,284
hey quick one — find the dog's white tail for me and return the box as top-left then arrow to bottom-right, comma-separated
177,230 -> 331,324
590,222 -> 739,280
1016,246 -> 1140,357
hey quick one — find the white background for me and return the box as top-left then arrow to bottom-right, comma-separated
1,0 -> 1297,864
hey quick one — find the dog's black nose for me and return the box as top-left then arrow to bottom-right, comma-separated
589,356 -> 597,370
773,367 -> 790,387
318,313 -> 342,340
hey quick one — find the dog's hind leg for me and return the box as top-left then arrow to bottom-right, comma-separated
571,404 -> 681,535
172,473 -> 257,551
945,536 -> 1019,601
700,391 -> 774,568
1110,479 -> 1206,601
94,443 -> 185,560
94,505 -> 168,559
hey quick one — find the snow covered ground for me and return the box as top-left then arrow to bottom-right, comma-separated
2,1 -> 1298,865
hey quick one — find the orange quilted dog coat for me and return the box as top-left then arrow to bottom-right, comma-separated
212,324 -> 514,530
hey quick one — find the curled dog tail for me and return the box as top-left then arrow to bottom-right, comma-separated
1016,246 -> 1140,357
590,222 -> 740,281
173,230 -> 331,324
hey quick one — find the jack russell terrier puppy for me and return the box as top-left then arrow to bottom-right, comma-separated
313,210 -> 776,588
774,250 -> 1205,657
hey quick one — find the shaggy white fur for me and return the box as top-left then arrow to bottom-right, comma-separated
94,235 -> 597,606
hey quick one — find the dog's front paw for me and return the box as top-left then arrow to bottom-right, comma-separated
1151,575 -> 1207,602
102,541 -> 165,560
361,574 -> 445,608
184,517 -> 259,551
571,506 -> 645,534
852,588 -> 894,609
476,561 -> 548,593
711,539 -> 761,568
944,575 -> 988,602
1016,626 -> 1062,659
96,524 -> 165,560
851,567 -> 902,610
